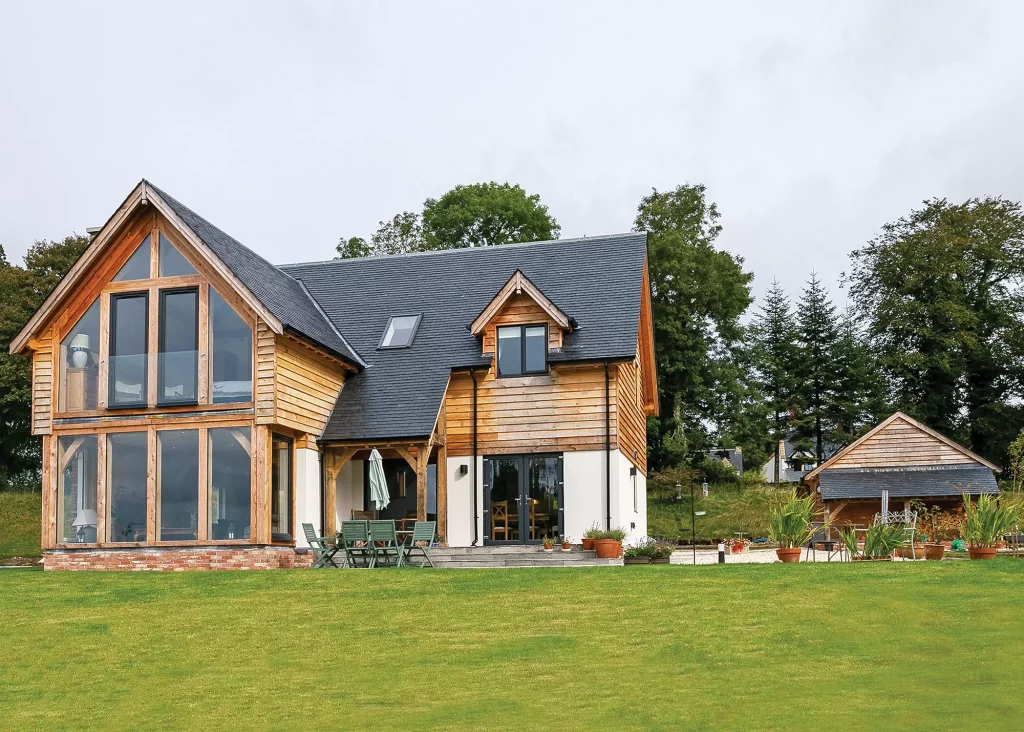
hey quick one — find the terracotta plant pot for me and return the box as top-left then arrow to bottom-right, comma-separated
923,543 -> 945,561
776,547 -> 802,563
581,538 -> 595,551
624,555 -> 650,565
968,547 -> 997,561
593,539 -> 621,559
542,545 -> 554,552
561,543 -> 572,551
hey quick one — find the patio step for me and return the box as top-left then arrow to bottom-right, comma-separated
429,545 -> 623,568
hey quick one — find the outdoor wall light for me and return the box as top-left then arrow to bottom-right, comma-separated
459,464 -> 469,477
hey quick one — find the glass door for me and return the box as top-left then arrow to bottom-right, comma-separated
484,454 -> 562,544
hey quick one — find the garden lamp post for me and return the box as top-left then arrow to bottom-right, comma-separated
691,482 -> 708,565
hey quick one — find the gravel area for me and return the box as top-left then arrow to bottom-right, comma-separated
668,547 -> 845,564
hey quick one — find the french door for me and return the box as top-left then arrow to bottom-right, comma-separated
483,454 -> 563,544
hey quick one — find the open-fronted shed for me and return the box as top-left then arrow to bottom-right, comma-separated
802,412 -> 1000,525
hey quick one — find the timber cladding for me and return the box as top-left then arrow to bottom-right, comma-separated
444,360 -> 646,473
32,331 -> 54,435
273,335 -> 346,435
828,416 -> 978,469
614,345 -> 648,474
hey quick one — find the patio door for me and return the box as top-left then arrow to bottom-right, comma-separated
483,454 -> 563,544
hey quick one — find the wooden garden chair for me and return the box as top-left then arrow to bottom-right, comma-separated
302,522 -> 341,568
369,520 -> 404,567
403,521 -> 436,567
341,520 -> 374,568
491,501 -> 510,541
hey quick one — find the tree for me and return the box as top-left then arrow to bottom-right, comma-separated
848,196 -> 1024,465
335,211 -> 424,259
793,272 -> 839,463
0,235 -> 89,483
634,184 -> 753,469
421,182 -> 559,250
829,304 -> 885,446
748,280 -> 799,483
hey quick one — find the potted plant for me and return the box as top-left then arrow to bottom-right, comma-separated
841,524 -> 904,561
582,524 -> 601,551
914,503 -> 956,560
560,536 -> 572,552
624,541 -> 652,565
767,491 -> 821,563
651,540 -> 673,564
593,527 -> 627,558
541,536 -> 555,552
962,493 -> 1020,560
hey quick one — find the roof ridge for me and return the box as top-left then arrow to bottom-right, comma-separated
278,232 -> 645,270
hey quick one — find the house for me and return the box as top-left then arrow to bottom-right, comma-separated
10,180 -> 657,570
801,412 -> 1000,526
761,439 -> 837,483
705,446 -> 743,477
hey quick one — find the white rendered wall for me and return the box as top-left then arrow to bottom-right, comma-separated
610,450 -> 646,545
333,459 -> 365,532
445,455 -> 480,547
293,446 -> 321,547
562,451 -> 608,543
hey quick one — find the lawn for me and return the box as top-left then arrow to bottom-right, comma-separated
3,563 -> 1023,731
0,491 -> 41,562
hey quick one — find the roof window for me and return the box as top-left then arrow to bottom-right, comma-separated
379,314 -> 422,349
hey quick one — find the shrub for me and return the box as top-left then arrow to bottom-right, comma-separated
767,491 -> 819,549
697,458 -> 739,484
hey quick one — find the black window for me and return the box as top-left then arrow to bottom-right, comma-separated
210,288 -> 253,403
271,434 -> 293,541
496,324 -> 548,377
158,288 -> 199,405
109,293 -> 148,407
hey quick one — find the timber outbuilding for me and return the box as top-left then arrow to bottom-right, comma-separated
802,412 -> 1001,526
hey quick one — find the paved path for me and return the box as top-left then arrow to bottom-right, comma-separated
668,547 -> 842,565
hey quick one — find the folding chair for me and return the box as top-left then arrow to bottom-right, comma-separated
369,520 -> 404,567
404,521 -> 436,567
302,523 -> 341,568
341,520 -> 374,568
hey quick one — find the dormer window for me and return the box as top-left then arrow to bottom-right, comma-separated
379,314 -> 421,349
497,324 -> 547,377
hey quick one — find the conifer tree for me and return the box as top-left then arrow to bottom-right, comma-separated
794,272 -> 839,464
749,280 -> 799,483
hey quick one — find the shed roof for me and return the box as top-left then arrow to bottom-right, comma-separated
817,464 -> 999,500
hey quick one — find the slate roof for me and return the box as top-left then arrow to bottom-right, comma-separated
817,464 -> 999,500
281,233 -> 648,442
149,183 -> 364,368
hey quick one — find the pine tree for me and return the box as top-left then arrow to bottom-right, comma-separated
830,304 -> 886,445
794,272 -> 839,464
748,280 -> 799,483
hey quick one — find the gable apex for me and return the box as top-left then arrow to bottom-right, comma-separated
469,269 -> 573,336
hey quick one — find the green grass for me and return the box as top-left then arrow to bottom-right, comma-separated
648,482 -> 788,542
0,491 -> 41,561
3,563 -> 1024,730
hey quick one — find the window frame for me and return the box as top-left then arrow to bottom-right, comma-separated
377,313 -> 423,350
270,433 -> 295,542
108,291 -> 150,409
495,323 -> 548,378
157,286 -> 200,407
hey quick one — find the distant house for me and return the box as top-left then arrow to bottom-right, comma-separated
705,446 -> 743,477
801,412 -> 1000,526
761,439 -> 834,483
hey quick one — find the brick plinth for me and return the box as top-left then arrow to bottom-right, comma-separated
44,546 -> 314,571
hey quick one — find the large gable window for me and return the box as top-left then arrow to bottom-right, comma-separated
109,293 -> 149,407
379,314 -> 422,349
158,288 -> 199,405
497,324 -> 547,377
159,233 -> 198,277
59,297 -> 100,412
113,236 -> 152,282
211,288 -> 252,403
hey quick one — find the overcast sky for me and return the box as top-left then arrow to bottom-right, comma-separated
2,1 -> 1023,306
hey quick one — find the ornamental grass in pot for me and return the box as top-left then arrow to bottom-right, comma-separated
842,523 -> 905,561
962,493 -> 1020,560
593,527 -> 627,558
582,524 -> 601,551
767,491 -> 821,563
